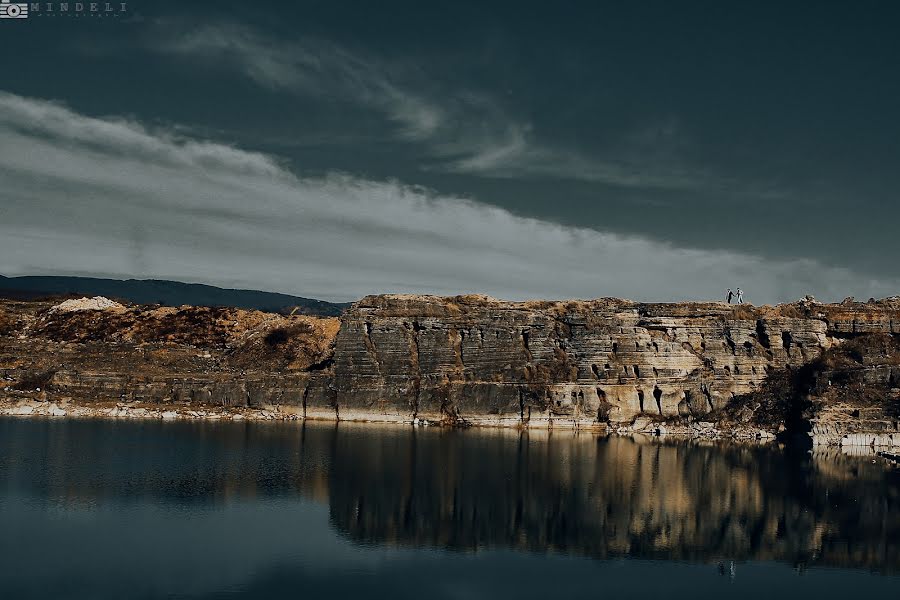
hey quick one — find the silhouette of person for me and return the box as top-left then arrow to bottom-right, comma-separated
726,288 -> 734,303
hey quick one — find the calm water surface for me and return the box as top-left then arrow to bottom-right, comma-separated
1,417 -> 898,599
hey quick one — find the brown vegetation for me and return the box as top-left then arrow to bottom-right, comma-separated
0,308 -> 14,336
232,318 -> 340,371
12,370 -> 55,392
34,305 -> 253,347
727,304 -> 759,320
30,304 -> 340,361
721,333 -> 900,429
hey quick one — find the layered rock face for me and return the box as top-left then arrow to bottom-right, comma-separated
328,295 -> 900,431
3,295 -> 899,444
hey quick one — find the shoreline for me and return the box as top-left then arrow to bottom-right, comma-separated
0,394 -> 772,441
6,396 -> 900,460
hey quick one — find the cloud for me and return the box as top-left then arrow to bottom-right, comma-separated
0,91 -> 895,304
153,24 -> 725,191
159,24 -> 444,141
439,122 -> 721,190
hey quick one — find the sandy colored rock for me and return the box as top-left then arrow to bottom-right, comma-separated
329,294 -> 900,431
2,294 -> 899,444
49,296 -> 125,313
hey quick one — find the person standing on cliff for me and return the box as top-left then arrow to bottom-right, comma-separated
726,288 -> 734,303
736,288 -> 744,304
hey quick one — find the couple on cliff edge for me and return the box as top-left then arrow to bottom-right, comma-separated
726,288 -> 744,304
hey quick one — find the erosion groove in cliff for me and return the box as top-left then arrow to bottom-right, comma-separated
2,295 -> 899,445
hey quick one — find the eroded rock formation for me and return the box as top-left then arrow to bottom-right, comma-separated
326,295 -> 900,434
2,294 -> 899,445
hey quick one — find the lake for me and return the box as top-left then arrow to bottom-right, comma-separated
1,417 -> 898,599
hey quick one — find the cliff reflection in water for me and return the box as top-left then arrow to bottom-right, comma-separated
0,418 -> 898,572
327,426 -> 900,571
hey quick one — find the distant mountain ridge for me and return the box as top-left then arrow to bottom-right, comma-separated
0,275 -> 349,316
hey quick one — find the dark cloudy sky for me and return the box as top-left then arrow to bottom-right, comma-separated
1,1 -> 898,303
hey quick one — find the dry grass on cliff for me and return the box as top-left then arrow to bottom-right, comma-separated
773,305 -> 812,319
727,303 -> 808,320
232,318 -> 340,371
726,303 -> 812,321
12,369 -> 55,392
722,333 -> 900,429
727,305 -> 758,320
819,333 -> 900,369
28,303 -> 341,371
32,304 -> 235,346
0,308 -> 14,336
38,305 -> 291,344
720,368 -> 804,429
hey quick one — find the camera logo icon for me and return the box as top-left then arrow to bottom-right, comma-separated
0,0 -> 29,19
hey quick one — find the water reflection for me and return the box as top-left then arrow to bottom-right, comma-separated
0,418 -> 898,576
326,426 -> 900,571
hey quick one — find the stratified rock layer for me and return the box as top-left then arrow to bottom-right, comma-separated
329,295 -> 900,432
2,295 -> 899,444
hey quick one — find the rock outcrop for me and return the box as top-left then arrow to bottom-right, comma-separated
327,295 -> 900,435
0,299 -> 339,418
2,294 -> 899,446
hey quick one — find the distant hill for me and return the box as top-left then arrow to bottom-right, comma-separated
0,275 -> 349,316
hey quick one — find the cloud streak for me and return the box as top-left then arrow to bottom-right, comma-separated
439,121 -> 724,190
0,91 -> 895,304
154,24 -> 727,191
159,24 -> 444,141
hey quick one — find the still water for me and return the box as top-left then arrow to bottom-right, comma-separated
0,417 -> 898,599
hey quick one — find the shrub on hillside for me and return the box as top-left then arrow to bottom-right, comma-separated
0,309 -> 13,336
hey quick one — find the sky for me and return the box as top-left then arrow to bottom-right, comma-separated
0,0 -> 898,303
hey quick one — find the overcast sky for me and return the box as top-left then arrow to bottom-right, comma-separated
1,1 -> 898,303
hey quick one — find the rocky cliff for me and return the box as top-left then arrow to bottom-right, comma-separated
2,294 -> 899,447
0,298 -> 339,416
327,295 -> 900,438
